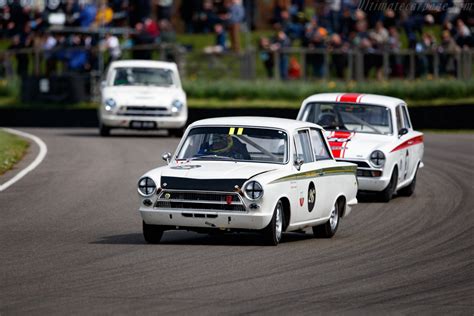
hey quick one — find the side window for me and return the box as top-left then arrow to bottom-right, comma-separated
294,130 -> 314,164
401,106 -> 412,129
310,129 -> 331,160
395,106 -> 404,131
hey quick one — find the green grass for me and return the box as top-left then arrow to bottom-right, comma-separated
0,130 -> 30,176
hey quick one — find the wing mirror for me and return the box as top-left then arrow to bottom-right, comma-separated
294,158 -> 304,171
162,152 -> 172,164
100,80 -> 107,90
398,128 -> 409,138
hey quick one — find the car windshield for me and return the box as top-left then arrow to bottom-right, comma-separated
112,67 -> 174,87
301,102 -> 393,135
176,126 -> 288,164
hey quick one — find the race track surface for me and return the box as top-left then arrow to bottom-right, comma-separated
1,129 -> 473,314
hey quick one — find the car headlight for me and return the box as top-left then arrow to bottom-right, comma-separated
244,181 -> 264,200
104,98 -> 117,111
137,177 -> 156,196
171,100 -> 184,113
370,150 -> 386,167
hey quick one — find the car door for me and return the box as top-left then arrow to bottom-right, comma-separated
293,129 -> 327,223
396,105 -> 412,183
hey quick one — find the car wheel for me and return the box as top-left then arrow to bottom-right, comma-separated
262,200 -> 284,246
142,221 -> 164,244
99,122 -> 111,137
169,128 -> 184,138
399,166 -> 418,197
378,168 -> 398,202
313,200 -> 340,238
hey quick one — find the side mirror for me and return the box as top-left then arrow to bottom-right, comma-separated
100,81 -> 107,90
398,128 -> 409,138
162,152 -> 172,164
294,158 -> 304,171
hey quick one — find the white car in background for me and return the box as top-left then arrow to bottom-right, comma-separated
298,93 -> 424,202
99,60 -> 187,136
137,117 -> 358,245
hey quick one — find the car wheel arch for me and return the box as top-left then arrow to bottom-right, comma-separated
279,197 -> 291,231
333,194 -> 347,218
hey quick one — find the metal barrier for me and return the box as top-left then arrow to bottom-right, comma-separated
1,45 -> 473,101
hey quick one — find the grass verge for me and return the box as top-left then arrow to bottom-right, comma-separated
0,130 -> 30,176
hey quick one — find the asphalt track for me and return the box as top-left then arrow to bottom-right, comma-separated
1,128 -> 473,314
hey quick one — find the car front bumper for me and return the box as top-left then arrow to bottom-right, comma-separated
140,207 -> 273,231
100,111 -> 187,129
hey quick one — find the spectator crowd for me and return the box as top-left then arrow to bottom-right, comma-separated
1,0 -> 473,80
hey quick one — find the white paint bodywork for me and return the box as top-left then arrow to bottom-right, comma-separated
138,117 -> 358,232
297,93 -> 424,192
99,60 -> 187,130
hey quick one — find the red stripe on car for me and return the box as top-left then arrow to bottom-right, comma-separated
391,135 -> 424,152
338,93 -> 363,103
328,131 -> 353,158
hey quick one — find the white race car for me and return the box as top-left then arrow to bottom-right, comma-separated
138,117 -> 358,245
297,93 -> 424,202
99,60 -> 187,136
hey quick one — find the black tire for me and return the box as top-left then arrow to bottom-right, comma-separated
169,128 -> 184,138
313,199 -> 341,238
378,168 -> 398,202
399,166 -> 418,197
143,221 -> 164,244
262,200 -> 284,246
99,122 -> 111,137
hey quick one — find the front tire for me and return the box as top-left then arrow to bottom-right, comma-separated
378,168 -> 398,202
313,200 -> 340,238
262,200 -> 284,246
399,166 -> 418,197
143,221 -> 164,244
99,122 -> 111,137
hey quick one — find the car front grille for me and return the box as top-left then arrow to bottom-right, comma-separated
155,190 -> 246,212
117,106 -> 171,117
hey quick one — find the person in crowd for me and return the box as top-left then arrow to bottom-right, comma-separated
95,0 -> 114,27
226,0 -> 245,53
104,33 -> 122,65
144,18 -> 160,42
438,30 -> 461,76
8,34 -> 30,78
132,22 -> 154,60
259,36 -> 274,78
454,18 -> 473,48
328,33 -> 347,79
157,0 -> 173,21
270,30 -> 291,80
204,23 -> 227,54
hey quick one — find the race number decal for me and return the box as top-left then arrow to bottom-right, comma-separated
308,182 -> 316,212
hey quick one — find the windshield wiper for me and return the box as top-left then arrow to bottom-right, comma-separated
190,155 -> 234,161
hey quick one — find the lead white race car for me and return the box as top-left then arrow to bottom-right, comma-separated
298,93 -> 424,202
137,117 -> 358,245
99,60 -> 187,136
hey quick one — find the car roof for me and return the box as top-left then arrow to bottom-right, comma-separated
302,93 -> 406,109
109,59 -> 178,70
189,116 -> 322,131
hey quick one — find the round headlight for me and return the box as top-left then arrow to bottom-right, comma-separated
138,177 -> 156,196
104,98 -> 117,111
370,150 -> 386,167
171,100 -> 184,113
244,181 -> 264,200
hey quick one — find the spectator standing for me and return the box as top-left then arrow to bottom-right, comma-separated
95,0 -> 114,27
227,0 -> 245,53
204,23 -> 227,53
8,34 -> 29,78
132,22 -> 154,60
271,30 -> 291,80
328,33 -> 347,79
104,33 -> 122,65
259,37 -> 274,78
438,30 -> 461,76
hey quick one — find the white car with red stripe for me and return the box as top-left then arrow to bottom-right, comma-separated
297,93 -> 424,202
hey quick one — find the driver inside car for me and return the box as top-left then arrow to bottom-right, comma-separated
197,134 -> 251,160
318,112 -> 342,130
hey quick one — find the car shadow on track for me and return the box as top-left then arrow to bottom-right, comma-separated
91,231 -> 314,246
356,192 -> 403,203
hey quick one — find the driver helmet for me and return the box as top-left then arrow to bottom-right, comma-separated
318,112 -> 338,127
209,134 -> 234,153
